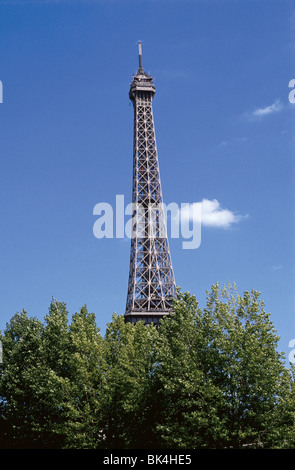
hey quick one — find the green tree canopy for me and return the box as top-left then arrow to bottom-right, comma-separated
0,284 -> 294,449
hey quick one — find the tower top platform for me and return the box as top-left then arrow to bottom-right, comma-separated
129,42 -> 156,101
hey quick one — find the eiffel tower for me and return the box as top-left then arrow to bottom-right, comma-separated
125,43 -> 176,325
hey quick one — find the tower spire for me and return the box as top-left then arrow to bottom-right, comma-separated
138,41 -> 143,69
125,45 -> 176,326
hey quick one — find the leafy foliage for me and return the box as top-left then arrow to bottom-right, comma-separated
0,285 -> 294,449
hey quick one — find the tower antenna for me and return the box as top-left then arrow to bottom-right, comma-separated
138,41 -> 143,69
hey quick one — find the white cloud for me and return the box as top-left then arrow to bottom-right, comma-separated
271,264 -> 283,272
219,137 -> 248,147
251,99 -> 283,118
179,199 -> 246,229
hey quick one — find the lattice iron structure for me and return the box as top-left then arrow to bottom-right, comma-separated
125,43 -> 176,325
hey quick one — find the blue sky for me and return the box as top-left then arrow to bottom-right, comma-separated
0,0 -> 294,362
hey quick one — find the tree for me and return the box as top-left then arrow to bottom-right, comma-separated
100,314 -> 158,448
153,283 -> 292,448
152,290 -> 225,448
269,364 -> 295,449
201,283 -> 292,448
0,310 -> 44,447
61,305 -> 105,448
0,300 -> 107,448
